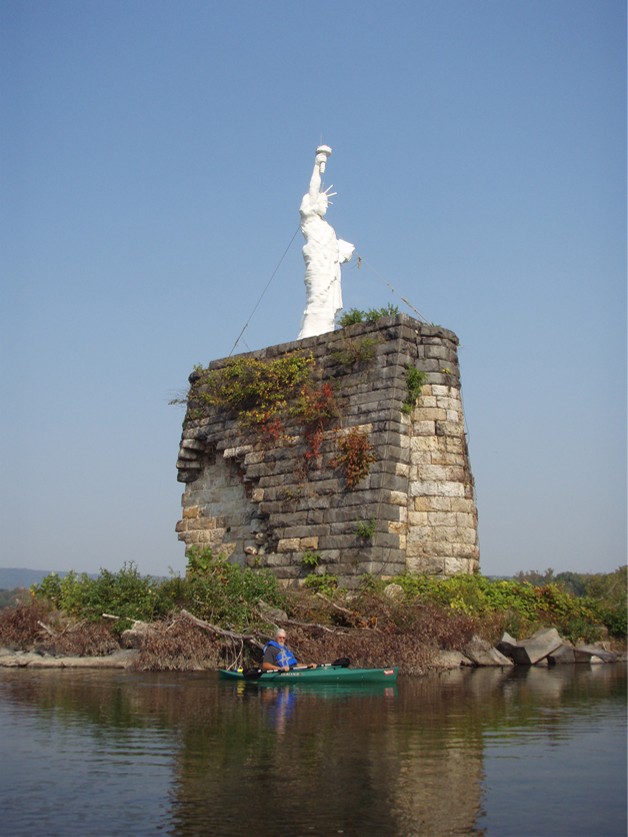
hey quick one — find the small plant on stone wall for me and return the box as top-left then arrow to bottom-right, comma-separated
332,428 -> 378,489
296,381 -> 339,467
355,518 -> 376,541
193,352 -> 315,432
402,365 -> 427,414
331,336 -> 379,368
301,551 -> 321,569
191,354 -> 340,472
337,305 -> 399,328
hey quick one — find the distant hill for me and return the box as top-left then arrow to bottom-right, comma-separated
0,568 -> 65,590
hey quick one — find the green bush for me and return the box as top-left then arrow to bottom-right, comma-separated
33,552 -> 287,634
337,305 -> 399,328
388,573 -> 611,644
512,565 -> 627,640
34,563 -> 169,632
303,571 -> 338,596
192,352 -> 314,430
599,604 -> 627,639
181,547 -> 286,630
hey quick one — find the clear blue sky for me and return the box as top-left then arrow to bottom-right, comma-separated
1,1 -> 625,578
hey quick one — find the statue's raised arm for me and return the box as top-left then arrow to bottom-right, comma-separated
307,146 -> 329,197
297,145 -> 354,340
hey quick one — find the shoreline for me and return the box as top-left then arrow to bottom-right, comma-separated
2,645 -> 624,672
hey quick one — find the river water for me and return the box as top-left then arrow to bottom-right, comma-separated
0,664 -> 625,836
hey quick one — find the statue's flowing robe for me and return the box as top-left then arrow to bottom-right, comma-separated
298,203 -> 353,339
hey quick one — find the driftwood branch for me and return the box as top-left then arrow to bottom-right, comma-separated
315,592 -> 355,616
179,609 -> 264,649
315,593 -> 383,633
279,616 -> 349,634
37,620 -> 55,636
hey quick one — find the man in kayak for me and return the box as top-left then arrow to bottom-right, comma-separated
262,629 -> 316,672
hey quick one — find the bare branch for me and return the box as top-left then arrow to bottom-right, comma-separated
179,609 -> 264,648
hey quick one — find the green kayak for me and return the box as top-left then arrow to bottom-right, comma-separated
219,665 -> 398,684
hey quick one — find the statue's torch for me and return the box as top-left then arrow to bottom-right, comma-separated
315,145 -> 332,173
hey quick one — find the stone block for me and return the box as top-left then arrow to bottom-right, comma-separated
406,525 -> 431,543
431,526 -> 460,543
412,496 -> 436,512
373,532 -> 400,548
410,451 -> 433,467
435,420 -> 465,438
358,560 -> 405,576
283,525 -> 325,539
329,520 -> 357,536
496,632 -> 518,657
444,557 -> 476,575
319,534 -> 362,551
407,555 -> 445,574
277,538 -> 300,553
508,628 -> 563,665
410,480 -> 437,496
574,645 -> 617,663
411,435 -> 439,452
411,480 -> 464,498
427,511 -> 454,527
408,511 -> 429,526
177,447 -> 199,461
463,637 -> 514,667
431,451 -> 465,467
369,473 -> 408,492
405,540 -> 429,558
435,650 -> 469,669
547,645 -> 576,664
449,543 -> 480,559
417,407 -> 448,422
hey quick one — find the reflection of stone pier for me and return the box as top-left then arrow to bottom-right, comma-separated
379,670 -> 485,834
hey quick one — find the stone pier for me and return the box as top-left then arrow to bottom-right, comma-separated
176,314 -> 479,586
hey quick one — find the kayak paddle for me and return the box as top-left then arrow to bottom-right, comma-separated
241,657 -> 350,680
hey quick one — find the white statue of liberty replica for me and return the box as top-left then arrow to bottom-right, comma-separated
297,145 -> 355,339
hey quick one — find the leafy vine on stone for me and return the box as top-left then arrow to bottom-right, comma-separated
332,428 -> 378,489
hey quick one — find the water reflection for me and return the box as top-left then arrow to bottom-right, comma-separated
0,665 -> 625,836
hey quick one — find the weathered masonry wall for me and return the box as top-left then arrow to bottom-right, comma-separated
176,314 -> 479,586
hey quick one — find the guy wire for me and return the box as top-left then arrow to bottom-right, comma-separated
352,254 -> 431,324
229,225 -> 300,357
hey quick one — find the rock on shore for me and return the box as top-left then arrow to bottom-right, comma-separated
0,647 -> 138,668
434,629 -> 622,671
